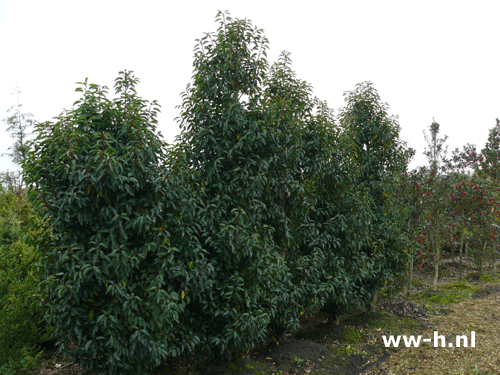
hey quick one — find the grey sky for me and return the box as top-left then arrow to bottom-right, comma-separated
1,0 -> 499,172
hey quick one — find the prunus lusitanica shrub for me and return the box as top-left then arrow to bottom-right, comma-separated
177,12 -> 358,355
178,11 -> 413,351
23,72 -> 206,374
177,12 -> 292,357
22,11 -> 413,374
335,82 -> 415,305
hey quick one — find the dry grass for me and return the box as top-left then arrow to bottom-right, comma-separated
377,284 -> 500,375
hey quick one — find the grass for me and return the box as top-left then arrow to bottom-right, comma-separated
409,281 -> 479,306
378,283 -> 500,374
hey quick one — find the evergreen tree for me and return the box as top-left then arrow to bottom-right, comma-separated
337,81 -> 414,302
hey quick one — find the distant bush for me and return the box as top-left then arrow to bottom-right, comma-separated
0,188 -> 49,374
0,188 -> 20,246
0,216 -> 19,246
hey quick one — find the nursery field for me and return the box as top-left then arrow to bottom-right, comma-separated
29,258 -> 500,375
2,11 -> 500,375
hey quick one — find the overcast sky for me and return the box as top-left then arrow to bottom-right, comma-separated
1,0 -> 499,173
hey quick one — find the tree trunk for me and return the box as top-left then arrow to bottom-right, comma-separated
370,290 -> 380,311
433,245 -> 440,290
493,243 -> 497,273
459,228 -> 466,281
407,254 -> 414,297
479,241 -> 486,277
450,233 -> 455,262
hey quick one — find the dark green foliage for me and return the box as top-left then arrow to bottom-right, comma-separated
177,12 -> 371,357
478,118 -> 500,180
22,72 -> 204,374
178,12 -> 289,357
257,53 -> 363,324
334,82 -> 414,304
178,12 -> 414,354
339,82 -> 412,192
259,52 -> 338,327
20,12 -> 415,373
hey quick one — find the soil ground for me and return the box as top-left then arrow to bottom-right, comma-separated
30,256 -> 500,375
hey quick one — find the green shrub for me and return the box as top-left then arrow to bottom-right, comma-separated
0,187 -> 51,374
0,216 -> 19,246
178,12 -> 291,357
177,11 -> 370,356
332,82 -> 414,305
0,189 -> 20,246
23,72 -> 204,374
177,12 -> 412,352
0,239 -> 47,373
21,12 -> 413,373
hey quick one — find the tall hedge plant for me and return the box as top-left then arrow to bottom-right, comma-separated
23,72 -> 204,374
